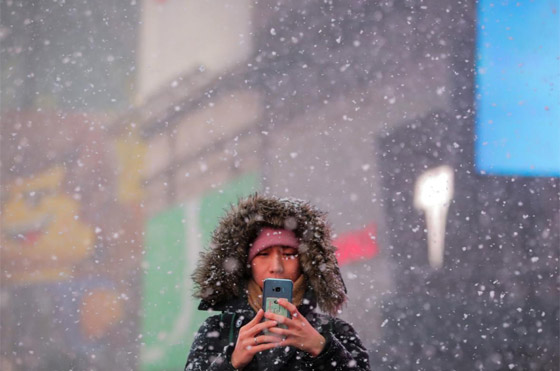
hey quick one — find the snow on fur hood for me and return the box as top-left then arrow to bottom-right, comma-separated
192,194 -> 347,316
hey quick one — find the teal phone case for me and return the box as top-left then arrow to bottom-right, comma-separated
262,278 -> 293,333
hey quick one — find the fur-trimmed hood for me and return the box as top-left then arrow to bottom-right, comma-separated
192,194 -> 347,316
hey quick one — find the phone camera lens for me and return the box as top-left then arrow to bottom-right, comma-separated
274,287 -> 281,292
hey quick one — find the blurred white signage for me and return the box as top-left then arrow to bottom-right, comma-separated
413,165 -> 454,269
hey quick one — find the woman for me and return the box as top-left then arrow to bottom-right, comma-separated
185,194 -> 371,371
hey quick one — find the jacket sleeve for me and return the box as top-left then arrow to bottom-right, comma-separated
304,317 -> 371,371
184,315 -> 238,371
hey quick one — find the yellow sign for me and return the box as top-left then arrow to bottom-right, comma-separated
1,167 -> 94,284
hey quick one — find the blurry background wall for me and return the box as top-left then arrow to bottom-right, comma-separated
1,1 -> 141,370
137,0 -> 253,102
1,1 -> 558,370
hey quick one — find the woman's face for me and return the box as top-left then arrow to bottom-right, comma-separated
251,245 -> 302,289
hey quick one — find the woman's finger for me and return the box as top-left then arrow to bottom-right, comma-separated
244,319 -> 278,337
264,311 -> 294,326
239,309 -> 265,335
242,335 -> 281,349
252,334 -> 284,345
266,326 -> 290,336
277,299 -> 299,316
277,299 -> 297,313
246,341 -> 281,353
247,309 -> 264,325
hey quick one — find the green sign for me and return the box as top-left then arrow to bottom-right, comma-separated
140,173 -> 259,371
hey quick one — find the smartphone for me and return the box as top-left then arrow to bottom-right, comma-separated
262,278 -> 293,333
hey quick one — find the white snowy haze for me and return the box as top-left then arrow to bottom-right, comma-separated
1,1 -> 558,370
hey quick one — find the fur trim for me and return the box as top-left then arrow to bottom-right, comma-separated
192,194 -> 347,316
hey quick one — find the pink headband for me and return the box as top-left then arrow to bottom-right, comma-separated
248,227 -> 299,262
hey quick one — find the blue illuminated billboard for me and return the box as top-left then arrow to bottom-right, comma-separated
475,0 -> 560,177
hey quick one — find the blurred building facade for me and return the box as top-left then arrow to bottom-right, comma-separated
1,1 -> 558,370
1,1 -> 142,370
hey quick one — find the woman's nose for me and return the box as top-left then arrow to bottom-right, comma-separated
270,253 -> 284,273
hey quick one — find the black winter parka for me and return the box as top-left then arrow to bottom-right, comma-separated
185,293 -> 371,371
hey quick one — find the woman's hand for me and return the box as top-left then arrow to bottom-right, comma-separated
264,299 -> 326,357
231,309 -> 283,369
